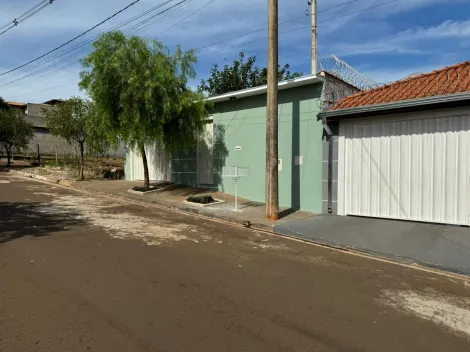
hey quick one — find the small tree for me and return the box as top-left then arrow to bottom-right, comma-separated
0,109 -> 34,167
0,97 -> 10,110
43,97 -> 93,180
80,32 -> 207,188
199,51 -> 303,96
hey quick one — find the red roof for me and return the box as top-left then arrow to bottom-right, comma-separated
331,61 -> 470,111
7,101 -> 26,107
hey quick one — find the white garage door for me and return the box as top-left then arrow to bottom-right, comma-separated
343,115 -> 470,225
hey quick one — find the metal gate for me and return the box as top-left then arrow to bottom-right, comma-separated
343,115 -> 470,225
131,144 -> 171,181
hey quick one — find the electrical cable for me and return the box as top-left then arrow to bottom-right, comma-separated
0,0 -> 193,88
0,0 -> 142,76
0,0 -> 56,36
0,0 -> 185,83
4,0 -> 399,99
0,0 -> 356,82
0,0 -> 49,30
193,0 -> 400,52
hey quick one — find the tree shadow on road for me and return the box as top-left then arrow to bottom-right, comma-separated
0,202 -> 89,244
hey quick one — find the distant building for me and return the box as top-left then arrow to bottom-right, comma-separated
7,99 -> 124,158
42,98 -> 65,106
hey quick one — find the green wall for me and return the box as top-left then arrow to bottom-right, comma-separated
212,83 -> 323,213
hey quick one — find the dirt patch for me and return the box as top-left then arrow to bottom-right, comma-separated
380,289 -> 470,339
8,157 -> 124,181
35,191 -> 200,246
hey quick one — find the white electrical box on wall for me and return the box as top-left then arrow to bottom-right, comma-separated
235,146 -> 242,151
278,159 -> 282,171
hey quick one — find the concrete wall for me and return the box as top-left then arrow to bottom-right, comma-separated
20,104 -> 125,158
319,73 -> 359,214
27,129 -> 77,156
26,103 -> 49,118
320,73 -> 360,111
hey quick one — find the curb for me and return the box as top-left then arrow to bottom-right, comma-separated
6,169 -> 78,187
6,169 -> 470,281
76,185 -> 274,233
5,169 -> 273,232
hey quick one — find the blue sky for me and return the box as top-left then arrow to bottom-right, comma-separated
0,0 -> 469,103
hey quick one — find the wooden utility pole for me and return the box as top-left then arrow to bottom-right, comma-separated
266,0 -> 279,220
311,0 -> 318,74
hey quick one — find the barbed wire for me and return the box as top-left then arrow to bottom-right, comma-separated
319,54 -> 379,90
320,57 -> 470,111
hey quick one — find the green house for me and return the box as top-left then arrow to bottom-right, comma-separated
125,74 -> 357,214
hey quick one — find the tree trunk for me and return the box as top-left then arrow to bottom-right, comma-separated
6,147 -> 11,167
79,142 -> 85,181
140,144 -> 150,188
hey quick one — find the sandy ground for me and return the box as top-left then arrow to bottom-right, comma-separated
1,173 -> 470,352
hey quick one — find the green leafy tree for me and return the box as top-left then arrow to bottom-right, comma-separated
0,96 -> 10,110
0,109 -> 34,167
80,31 -> 207,188
43,97 -> 94,180
199,51 -> 303,96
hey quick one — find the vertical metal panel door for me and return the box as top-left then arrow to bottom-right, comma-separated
344,115 -> 470,225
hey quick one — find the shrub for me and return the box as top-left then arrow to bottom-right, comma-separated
187,195 -> 215,204
132,186 -> 156,192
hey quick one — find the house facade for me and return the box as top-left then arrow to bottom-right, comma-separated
7,100 -> 125,157
319,61 -> 470,225
125,74 -> 358,213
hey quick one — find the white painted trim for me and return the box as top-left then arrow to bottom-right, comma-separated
205,75 -> 323,103
467,116 -> 470,226
337,122 -> 346,216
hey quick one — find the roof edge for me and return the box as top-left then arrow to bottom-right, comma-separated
319,92 -> 470,119
330,60 -> 470,110
205,75 -> 324,103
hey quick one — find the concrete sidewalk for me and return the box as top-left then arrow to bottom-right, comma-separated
75,179 -> 313,231
275,215 -> 470,275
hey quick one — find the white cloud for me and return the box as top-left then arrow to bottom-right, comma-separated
324,19 -> 470,57
362,64 -> 443,84
401,19 -> 470,39
0,0 -> 466,102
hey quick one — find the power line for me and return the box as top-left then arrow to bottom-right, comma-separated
3,0 -> 399,97
0,0 -> 142,77
194,0 -> 400,52
0,0 -> 193,88
0,0 -> 190,85
317,0 -> 360,13
2,0 -> 206,96
0,0 -> 353,83
1,0 -> 179,83
0,0 -> 56,36
0,0 -> 48,30
157,0 -> 217,37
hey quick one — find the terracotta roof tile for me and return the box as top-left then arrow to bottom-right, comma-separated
330,60 -> 470,110
7,101 -> 26,107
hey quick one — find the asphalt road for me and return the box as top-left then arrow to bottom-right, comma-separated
1,173 -> 470,352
